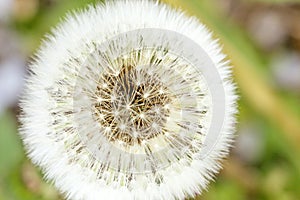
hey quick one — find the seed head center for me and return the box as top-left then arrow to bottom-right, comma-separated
93,64 -> 172,145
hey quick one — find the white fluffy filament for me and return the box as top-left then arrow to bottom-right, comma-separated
19,1 -> 238,200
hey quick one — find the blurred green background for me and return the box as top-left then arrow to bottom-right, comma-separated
0,0 -> 300,199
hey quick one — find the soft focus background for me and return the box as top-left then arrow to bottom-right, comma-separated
0,0 -> 299,199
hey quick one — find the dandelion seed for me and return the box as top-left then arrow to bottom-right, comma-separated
19,1 -> 237,200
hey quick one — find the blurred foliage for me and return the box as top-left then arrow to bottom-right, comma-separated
248,0 -> 300,3
0,0 -> 300,199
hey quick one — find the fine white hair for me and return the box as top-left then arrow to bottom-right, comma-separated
19,1 -> 238,200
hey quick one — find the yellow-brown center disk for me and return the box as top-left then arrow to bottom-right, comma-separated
93,64 -> 173,145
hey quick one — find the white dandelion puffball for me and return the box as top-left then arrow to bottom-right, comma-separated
20,1 -> 237,200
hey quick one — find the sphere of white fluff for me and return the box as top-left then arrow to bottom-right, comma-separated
19,1 -> 238,200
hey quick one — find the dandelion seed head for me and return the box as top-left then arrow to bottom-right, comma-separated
19,1 -> 238,200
